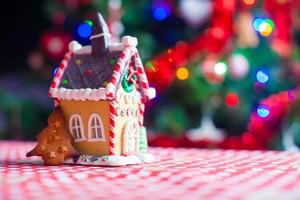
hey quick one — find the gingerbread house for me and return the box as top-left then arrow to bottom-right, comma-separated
48,13 -> 155,157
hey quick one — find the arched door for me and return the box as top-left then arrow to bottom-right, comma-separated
123,120 -> 140,155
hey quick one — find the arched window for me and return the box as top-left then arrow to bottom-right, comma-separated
88,113 -> 105,141
69,114 -> 85,142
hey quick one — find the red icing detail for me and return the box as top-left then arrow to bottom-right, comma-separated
137,67 -> 144,74
110,118 -> 115,127
114,64 -> 121,72
111,76 -> 117,85
120,52 -> 126,59
141,82 -> 148,89
85,69 -> 93,75
110,106 -> 116,115
51,82 -> 57,88
107,93 -> 113,99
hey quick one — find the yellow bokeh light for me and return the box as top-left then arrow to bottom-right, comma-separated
176,67 -> 189,80
243,0 -> 256,5
259,22 -> 273,37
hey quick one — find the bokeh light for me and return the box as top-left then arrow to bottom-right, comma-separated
47,37 -> 64,54
152,2 -> 171,21
77,22 -> 93,38
264,19 -> 274,29
253,18 -> 264,31
225,93 -> 239,107
214,62 -> 227,75
259,22 -> 273,37
256,70 -> 269,83
84,20 -> 93,26
257,105 -> 270,118
176,67 -> 189,80
243,0 -> 256,5
253,18 -> 274,37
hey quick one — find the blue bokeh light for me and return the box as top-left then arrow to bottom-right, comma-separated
257,105 -> 270,118
77,22 -> 92,38
253,18 -> 264,31
153,6 -> 170,21
256,70 -> 269,83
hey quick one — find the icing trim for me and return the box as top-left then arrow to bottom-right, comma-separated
70,35 -> 138,55
87,113 -> 106,142
49,35 -> 153,104
69,114 -> 86,142
50,88 -> 107,101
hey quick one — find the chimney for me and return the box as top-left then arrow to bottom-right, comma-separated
91,13 -> 110,57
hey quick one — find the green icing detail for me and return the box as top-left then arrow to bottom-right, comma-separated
139,126 -> 148,153
121,69 -> 136,93
62,79 -> 69,85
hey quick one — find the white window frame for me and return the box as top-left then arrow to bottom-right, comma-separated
88,113 -> 105,142
69,114 -> 85,142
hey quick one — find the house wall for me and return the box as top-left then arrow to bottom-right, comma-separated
60,99 -> 110,156
113,86 -> 142,155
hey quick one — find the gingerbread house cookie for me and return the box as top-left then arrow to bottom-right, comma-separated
29,12 -> 155,166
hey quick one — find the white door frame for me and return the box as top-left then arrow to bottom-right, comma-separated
123,120 -> 140,155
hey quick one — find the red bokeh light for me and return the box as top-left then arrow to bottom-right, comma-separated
225,92 -> 239,107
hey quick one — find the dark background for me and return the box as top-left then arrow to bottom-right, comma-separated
0,1 -> 48,72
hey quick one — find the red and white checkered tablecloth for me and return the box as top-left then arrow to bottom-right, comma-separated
1,140 -> 300,200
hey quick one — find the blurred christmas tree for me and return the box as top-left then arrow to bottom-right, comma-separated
23,0 -> 300,149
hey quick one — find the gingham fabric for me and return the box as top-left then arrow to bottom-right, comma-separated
1,140 -> 300,200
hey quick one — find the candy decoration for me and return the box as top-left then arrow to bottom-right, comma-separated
62,79 -> 69,85
122,70 -> 135,93
49,52 -> 73,99
139,126 -> 148,152
110,58 -> 116,64
109,100 -> 117,155
85,68 -> 93,75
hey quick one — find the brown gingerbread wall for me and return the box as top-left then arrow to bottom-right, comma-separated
60,99 -> 110,156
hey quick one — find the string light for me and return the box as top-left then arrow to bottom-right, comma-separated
146,62 -> 156,72
252,18 -> 274,37
257,105 -> 270,118
176,67 -> 189,80
214,62 -> 227,75
225,93 -> 239,107
256,70 -> 269,83
258,22 -> 273,37
84,20 -> 93,26
253,18 -> 264,31
152,1 -> 171,21
264,19 -> 274,29
243,0 -> 256,5
77,21 -> 92,38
